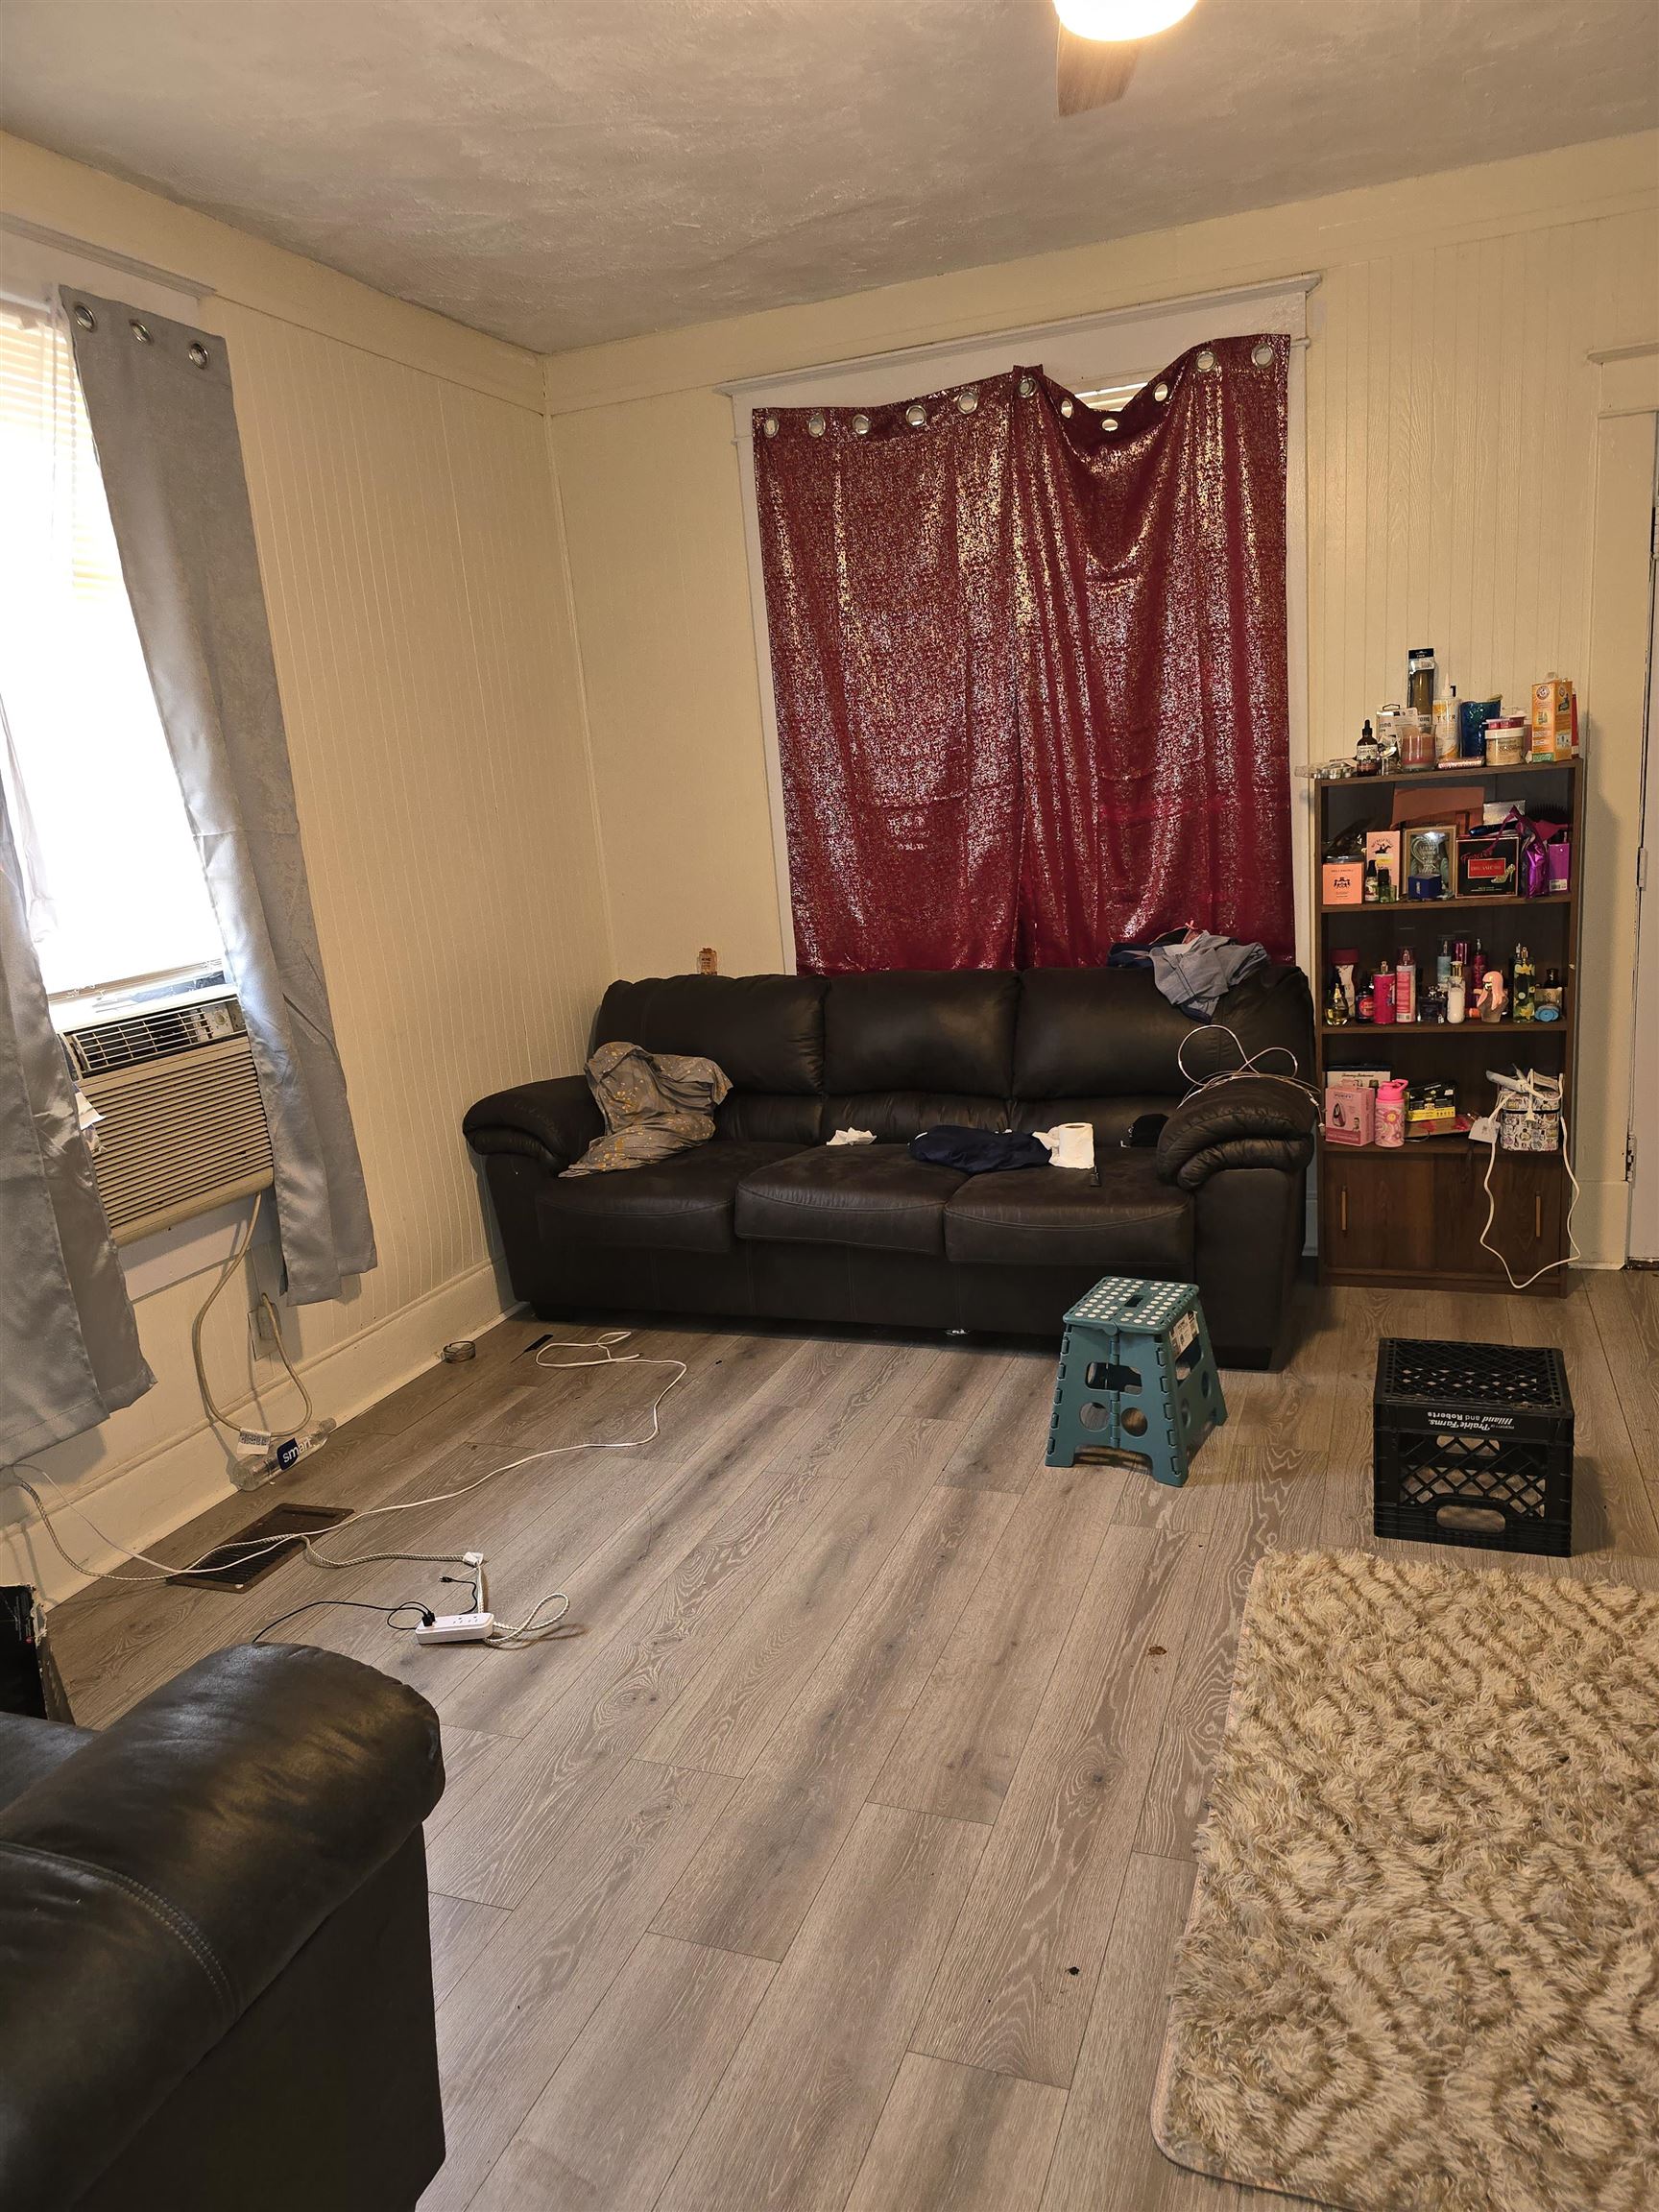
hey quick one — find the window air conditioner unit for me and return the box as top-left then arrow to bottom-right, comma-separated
60,993 -> 275,1244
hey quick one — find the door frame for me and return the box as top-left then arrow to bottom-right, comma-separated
1628,426 -> 1659,1262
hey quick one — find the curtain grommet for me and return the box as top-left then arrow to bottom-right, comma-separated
761,414 -> 780,438
1152,380 -> 1170,402
852,413 -> 871,436
1252,340 -> 1275,368
1059,397 -> 1074,419
1196,347 -> 1216,372
956,390 -> 978,415
129,320 -> 153,345
1018,374 -> 1036,397
807,411 -> 827,438
72,303 -> 95,331
904,403 -> 926,428
187,342 -> 210,369
1102,415 -> 1119,432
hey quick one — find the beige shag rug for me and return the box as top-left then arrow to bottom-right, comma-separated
1153,1550 -> 1659,2212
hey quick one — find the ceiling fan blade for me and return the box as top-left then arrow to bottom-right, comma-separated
1056,24 -> 1140,115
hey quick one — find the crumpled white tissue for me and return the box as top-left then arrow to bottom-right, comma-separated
826,1128 -> 877,1146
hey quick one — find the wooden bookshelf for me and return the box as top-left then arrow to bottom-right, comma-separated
1312,756 -> 1582,1297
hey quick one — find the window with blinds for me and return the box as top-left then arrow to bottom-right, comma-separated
0,301 -> 223,1001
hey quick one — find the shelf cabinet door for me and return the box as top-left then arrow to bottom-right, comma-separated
1321,1151 -> 1439,1276
1442,1146 -> 1565,1284
1319,1144 -> 1566,1286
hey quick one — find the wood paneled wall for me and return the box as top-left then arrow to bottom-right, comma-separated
1306,206 -> 1650,754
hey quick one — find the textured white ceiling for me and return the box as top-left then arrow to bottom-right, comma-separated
1,0 -> 1654,355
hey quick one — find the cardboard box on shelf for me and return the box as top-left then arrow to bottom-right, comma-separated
1363,830 -> 1402,897
1324,1080 -> 1376,1147
1529,676 -> 1576,760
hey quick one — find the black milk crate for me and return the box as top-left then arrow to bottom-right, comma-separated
1373,1337 -> 1574,1556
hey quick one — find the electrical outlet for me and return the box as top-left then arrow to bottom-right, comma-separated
250,1296 -> 281,1355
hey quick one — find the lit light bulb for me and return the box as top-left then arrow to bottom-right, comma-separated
1055,0 -> 1198,39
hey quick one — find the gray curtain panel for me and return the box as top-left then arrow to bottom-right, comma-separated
0,785 -> 153,1459
64,290 -> 375,1303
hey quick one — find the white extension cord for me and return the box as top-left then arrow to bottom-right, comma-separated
1,1330 -> 688,1654
190,1190 -> 331,1486
1475,1102 -> 1581,1291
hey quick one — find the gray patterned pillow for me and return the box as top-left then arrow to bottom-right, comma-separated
560,1041 -> 733,1176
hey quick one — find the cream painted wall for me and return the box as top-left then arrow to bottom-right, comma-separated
0,135 -> 613,1599
543,132 -> 1659,1265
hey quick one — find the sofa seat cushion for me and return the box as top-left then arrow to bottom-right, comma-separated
944,1151 -> 1193,1274
735,1144 -> 965,1256
539,1141 -> 807,1254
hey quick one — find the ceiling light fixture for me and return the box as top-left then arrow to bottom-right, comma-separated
1054,0 -> 1198,38
1054,0 -> 1198,114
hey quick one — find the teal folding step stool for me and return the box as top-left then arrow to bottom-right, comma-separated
1046,1277 -> 1225,1486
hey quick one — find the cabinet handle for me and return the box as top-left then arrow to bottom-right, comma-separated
1535,1194 -> 1543,1240
1339,1188 -> 1348,1235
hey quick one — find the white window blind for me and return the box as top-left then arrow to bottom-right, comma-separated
0,301 -> 223,999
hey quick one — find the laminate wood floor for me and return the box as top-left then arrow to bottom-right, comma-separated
48,1273 -> 1659,2212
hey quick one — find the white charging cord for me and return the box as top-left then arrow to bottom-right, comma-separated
192,1192 -> 313,1436
1477,1104 -> 1581,1290
1,1331 -> 689,1632
1175,1022 -> 1319,1106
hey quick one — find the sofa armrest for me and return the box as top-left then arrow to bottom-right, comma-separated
1155,1075 -> 1318,1191
463,1074 -> 601,1172
0,1645 -> 442,2212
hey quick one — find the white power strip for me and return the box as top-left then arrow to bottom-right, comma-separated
415,1609 -> 495,1646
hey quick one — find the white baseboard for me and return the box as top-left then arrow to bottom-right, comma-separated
3,1259 -> 516,1609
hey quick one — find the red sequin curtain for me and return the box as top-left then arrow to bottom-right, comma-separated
752,379 -> 1022,972
754,337 -> 1292,973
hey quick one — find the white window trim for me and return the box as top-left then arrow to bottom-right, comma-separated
0,217 -> 212,328
725,274 -> 1319,975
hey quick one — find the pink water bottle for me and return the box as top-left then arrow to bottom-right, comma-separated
1376,1078 -> 1407,1148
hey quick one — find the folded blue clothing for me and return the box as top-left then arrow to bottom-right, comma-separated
909,1127 -> 1050,1175
1149,932 -> 1268,1021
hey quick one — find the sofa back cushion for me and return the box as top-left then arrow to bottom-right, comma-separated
1009,1094 -> 1184,1151
1012,965 -> 1315,1102
592,974 -> 827,1094
715,1092 -> 825,1144
823,1091 -> 1008,1143
825,972 -> 1019,1097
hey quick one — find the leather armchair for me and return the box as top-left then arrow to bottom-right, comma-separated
0,1645 -> 446,2212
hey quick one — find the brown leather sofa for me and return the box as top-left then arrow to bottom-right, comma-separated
466,966 -> 1317,1368
0,1645 -> 446,2212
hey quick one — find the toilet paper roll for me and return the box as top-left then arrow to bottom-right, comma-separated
1036,1122 -> 1094,1172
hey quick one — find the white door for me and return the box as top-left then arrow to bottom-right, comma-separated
1630,451 -> 1659,1262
